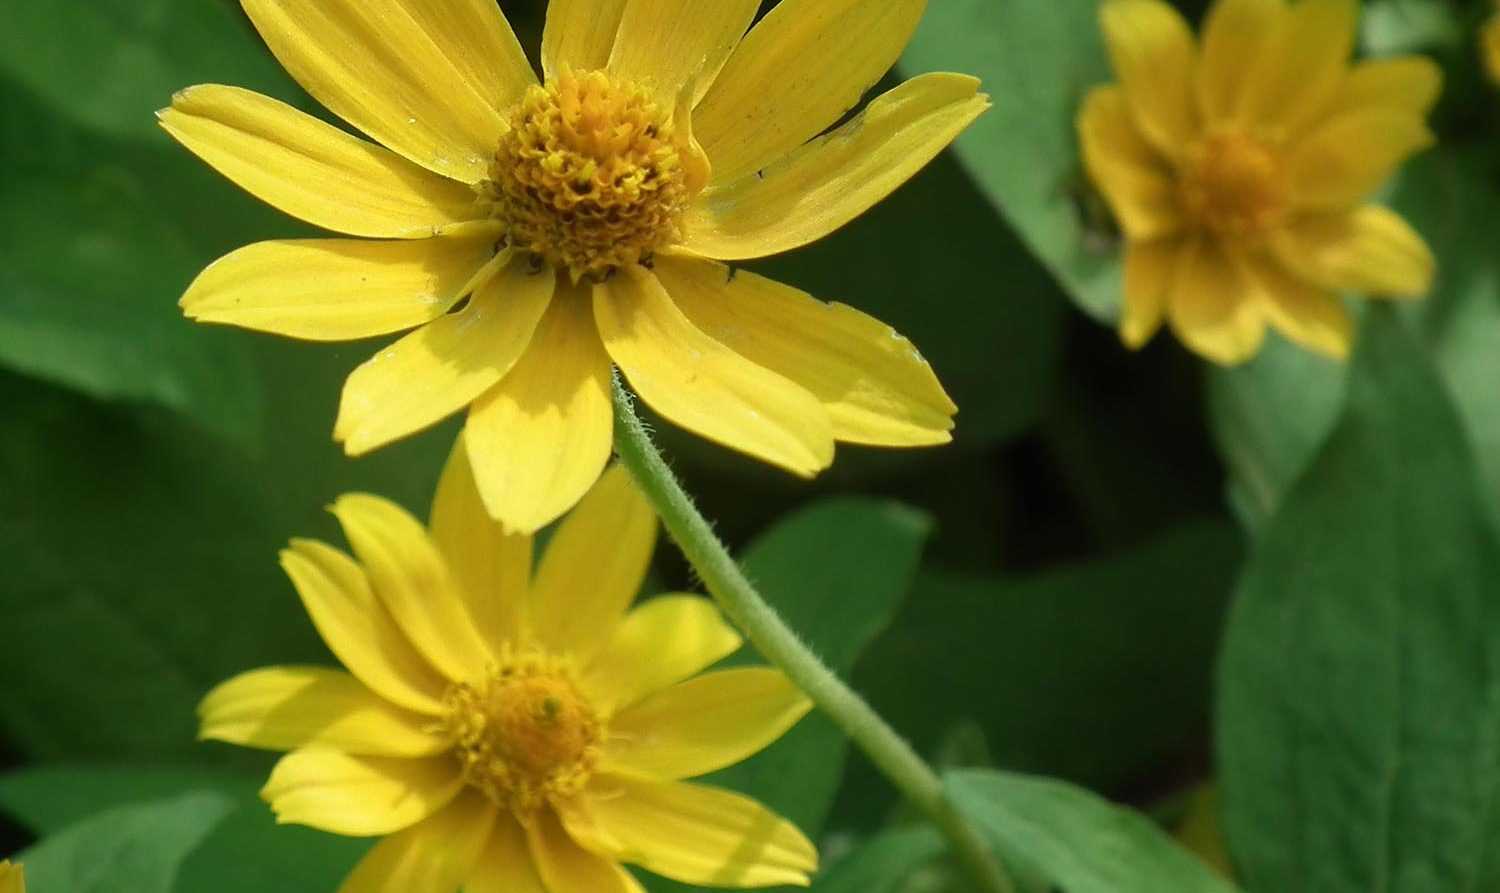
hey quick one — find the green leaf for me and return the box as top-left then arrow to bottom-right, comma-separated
947,769 -> 1238,892
0,766 -> 252,835
810,826 -> 946,893
899,0 -> 1118,320
174,799 -> 373,893
1218,308 -> 1500,891
18,790 -> 237,892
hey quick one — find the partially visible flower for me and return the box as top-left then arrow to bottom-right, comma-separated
1080,0 -> 1439,364
0,861 -> 23,893
162,0 -> 984,533
1484,4 -> 1500,85
198,440 -> 816,892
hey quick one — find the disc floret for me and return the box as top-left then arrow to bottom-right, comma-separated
1178,131 -> 1289,236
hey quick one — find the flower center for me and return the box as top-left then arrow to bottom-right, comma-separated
484,70 -> 690,282
1178,132 -> 1288,235
442,648 -> 602,814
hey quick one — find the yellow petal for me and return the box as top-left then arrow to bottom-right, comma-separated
596,267 -> 834,475
604,667 -> 811,780
241,0 -> 532,183
1287,110 -> 1434,210
1167,239 -> 1267,365
525,465 -> 657,661
429,436 -> 531,649
466,286 -> 614,536
331,494 -> 493,683
1098,0 -> 1199,160
683,74 -> 988,260
581,595 -> 742,713
1241,0 -> 1357,137
1271,205 -> 1434,298
0,861 -> 21,893
467,815 -> 547,893
541,0 -> 627,81
1332,57 -> 1443,117
158,85 -> 481,238
334,258 -> 554,456
1234,249 -> 1351,359
1121,238 -> 1180,348
1487,14 -> 1500,85
606,0 -> 760,108
1076,86 -> 1183,241
280,539 -> 448,715
180,235 -> 497,342
694,0 -> 927,184
198,666 -> 445,756
655,255 -> 955,447
262,750 -> 462,837
1196,0 -> 1283,124
588,775 -> 816,887
526,810 -> 644,893
337,792 -> 495,893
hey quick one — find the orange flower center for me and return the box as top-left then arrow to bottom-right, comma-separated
443,648 -> 602,814
484,70 -> 690,282
1178,131 -> 1288,236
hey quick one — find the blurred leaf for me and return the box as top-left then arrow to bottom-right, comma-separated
947,769 -> 1238,892
175,798 -> 372,893
0,766 -> 251,835
900,0 -> 1118,321
810,826 -> 946,893
18,790 -> 236,892
1218,309 -> 1500,891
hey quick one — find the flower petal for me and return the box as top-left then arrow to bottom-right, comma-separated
466,285 -> 614,536
596,267 -> 834,475
694,0 -> 927,184
262,750 -> 462,837
429,436 -> 532,647
1271,204 -> 1434,297
526,810 -> 644,893
1234,249 -> 1351,359
1098,0 -> 1198,160
180,235 -> 497,342
1196,0 -> 1283,124
1331,57 -> 1443,118
199,666 -> 445,756
587,776 -> 816,888
525,464 -> 657,661
337,792 -> 495,893
331,493 -> 493,683
1121,238 -> 1180,348
1076,85 -> 1182,241
604,668 -> 811,780
1241,0 -> 1357,137
280,539 -> 448,715
158,85 -> 481,238
1167,239 -> 1266,365
581,596 -> 742,714
541,0 -> 628,81
1287,110 -> 1434,210
466,814 -> 547,893
334,257 -> 554,456
682,74 -> 988,260
606,0 -> 760,108
241,0 -> 532,182
655,256 -> 955,447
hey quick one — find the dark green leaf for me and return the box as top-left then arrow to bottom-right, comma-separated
1218,308 -> 1500,891
810,826 -> 946,893
0,766 -> 251,835
174,799 -> 372,893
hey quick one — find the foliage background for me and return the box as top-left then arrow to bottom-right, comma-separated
0,0 -> 1497,889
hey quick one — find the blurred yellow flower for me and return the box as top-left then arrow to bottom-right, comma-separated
162,0 -> 983,533
1080,0 -> 1439,364
198,440 -> 815,893
0,861 -> 23,893
1485,5 -> 1500,85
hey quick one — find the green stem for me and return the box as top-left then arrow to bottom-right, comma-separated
609,380 -> 1013,893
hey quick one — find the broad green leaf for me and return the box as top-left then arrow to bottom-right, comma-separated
810,826 -> 946,893
899,0 -> 1118,320
174,799 -> 373,893
1218,308 -> 1500,891
18,790 -> 237,893
0,766 -> 252,835
947,769 -> 1238,892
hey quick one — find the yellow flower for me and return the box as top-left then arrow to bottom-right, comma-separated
0,861 -> 23,893
1485,5 -> 1500,85
162,0 -> 985,533
1079,0 -> 1439,364
197,440 -> 816,893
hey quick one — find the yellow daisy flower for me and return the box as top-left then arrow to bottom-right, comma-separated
198,440 -> 816,892
0,861 -> 23,893
161,0 -> 986,533
1079,0 -> 1439,364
